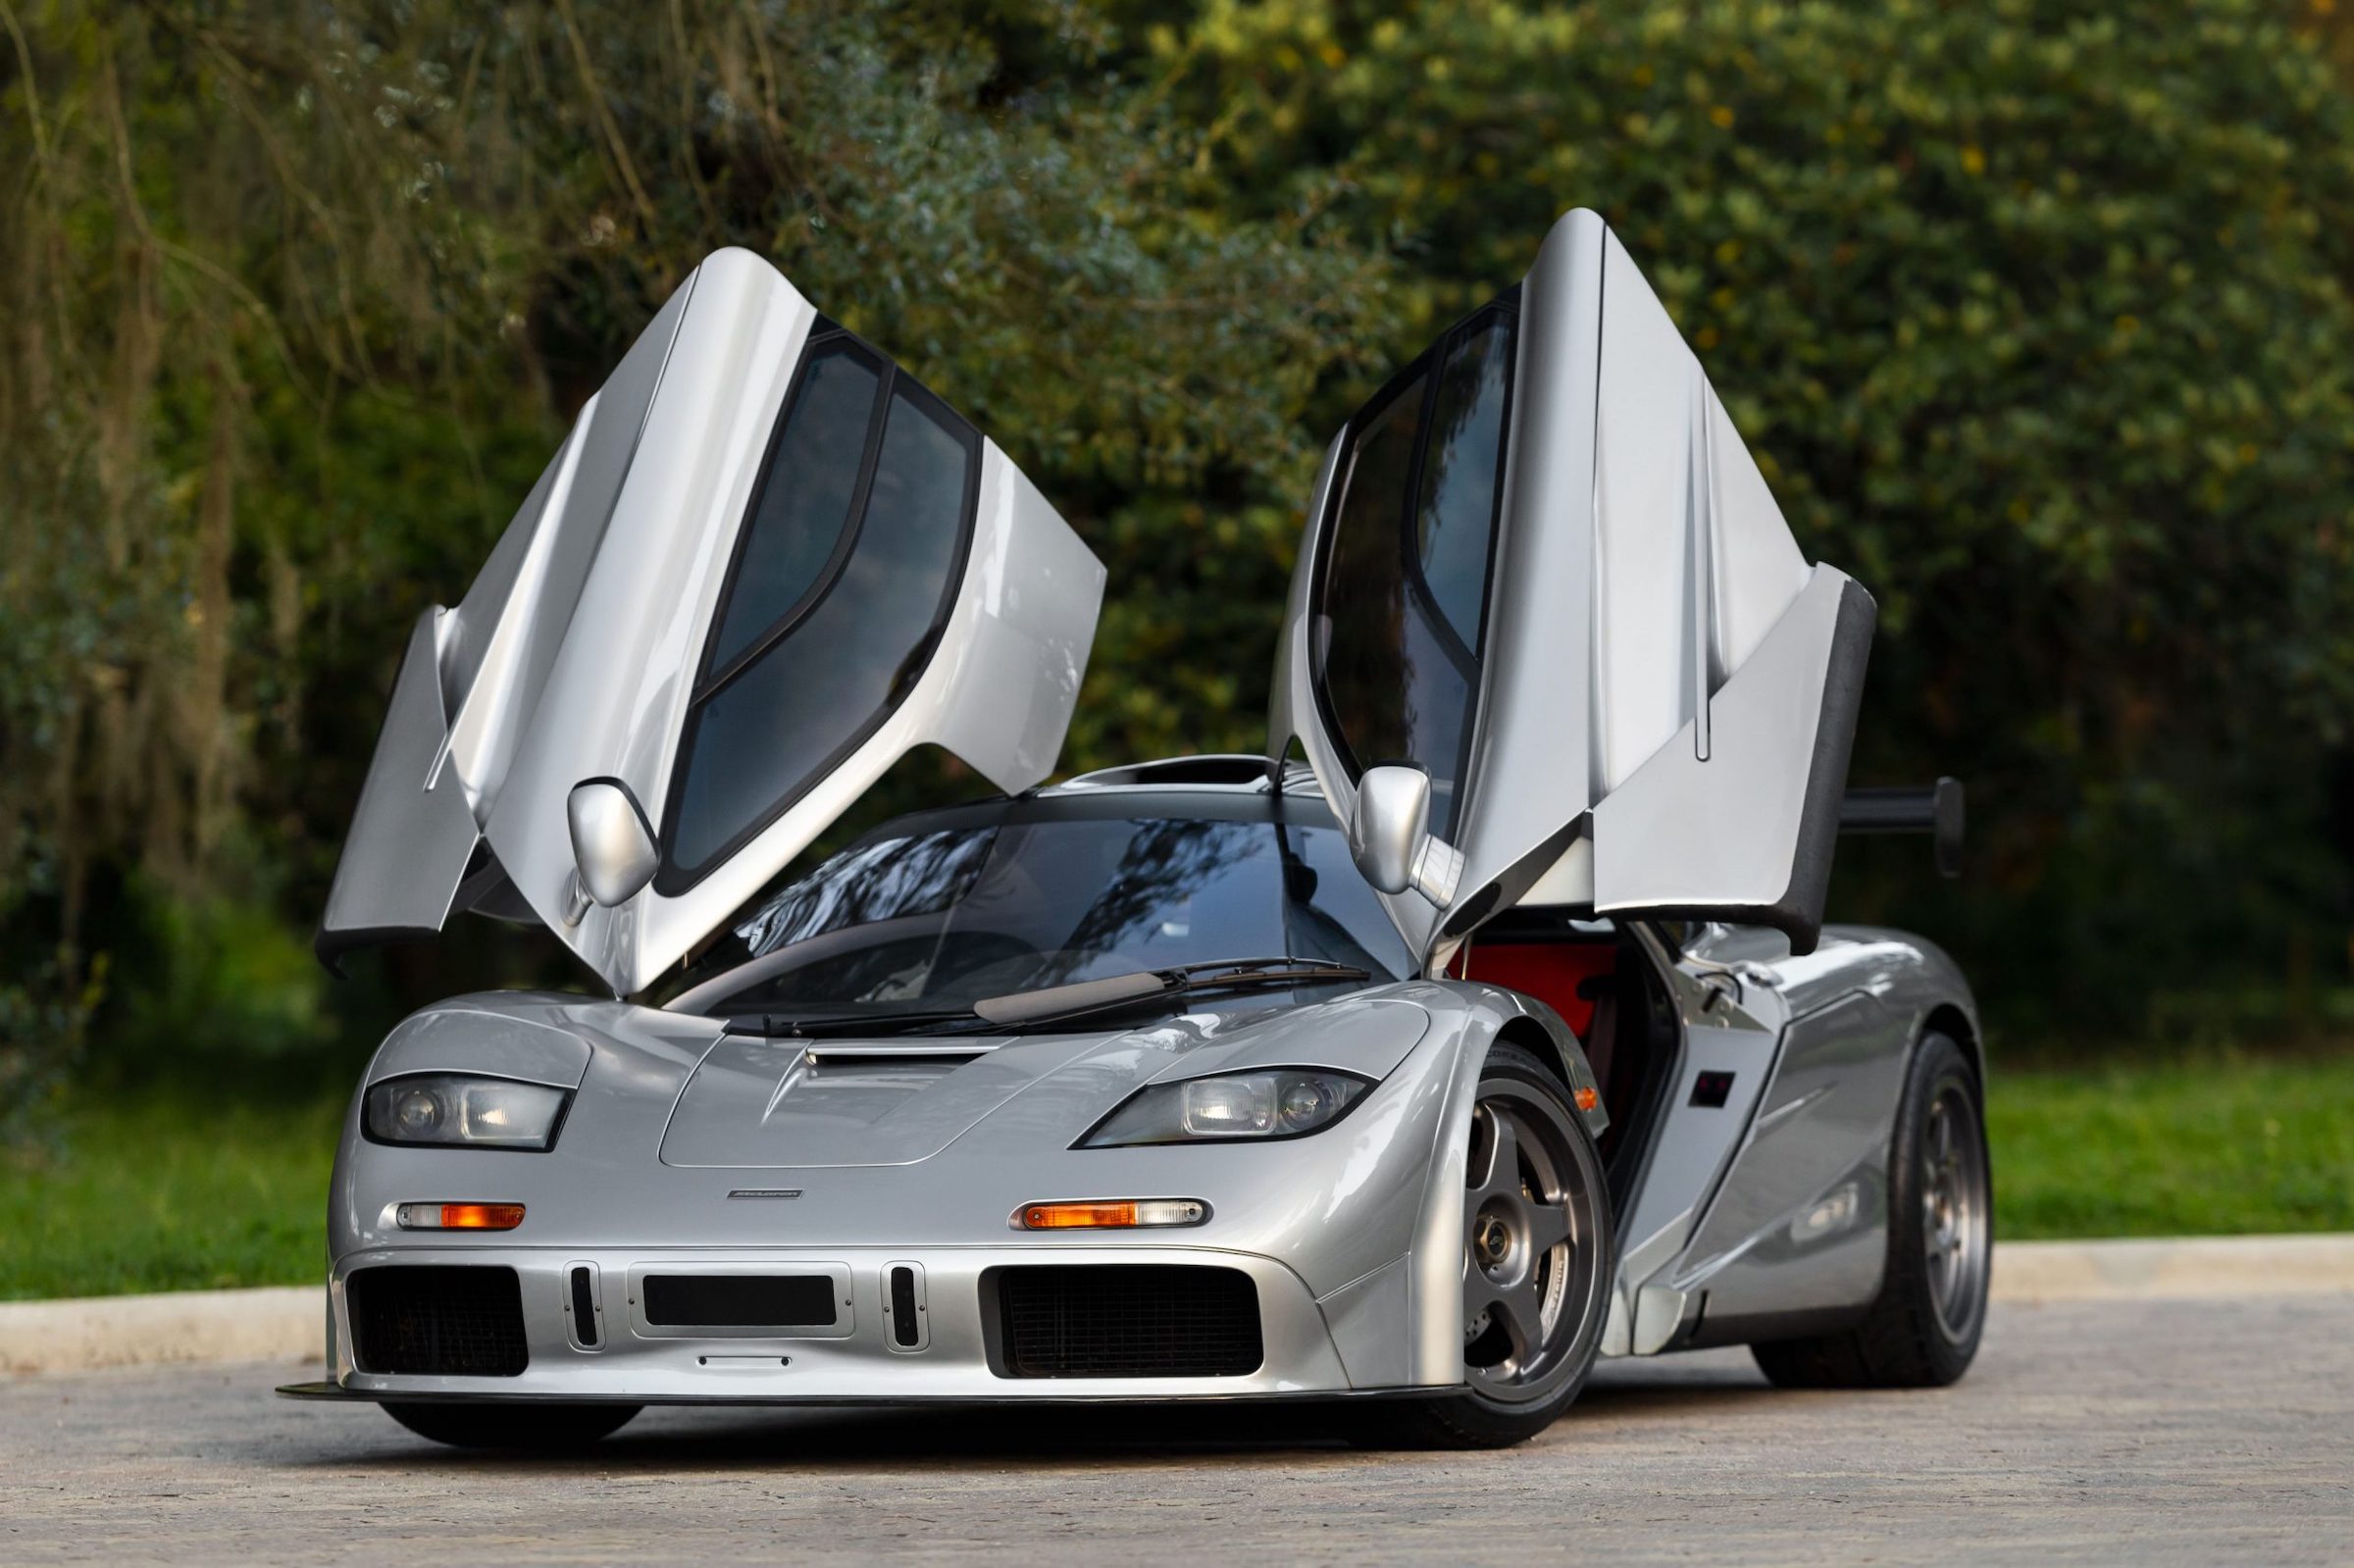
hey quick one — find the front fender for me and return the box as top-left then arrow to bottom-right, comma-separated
1318,983 -> 1601,1389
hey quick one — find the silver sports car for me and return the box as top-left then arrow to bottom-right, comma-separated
281,208 -> 1990,1449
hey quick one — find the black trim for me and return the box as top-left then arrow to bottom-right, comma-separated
1776,578 -> 1877,954
653,333 -> 985,896
888,1266 -> 921,1348
279,1381 -> 1470,1408
574,774 -> 657,842
1679,1300 -> 1871,1353
568,1266 -> 601,1349
641,1274 -> 839,1330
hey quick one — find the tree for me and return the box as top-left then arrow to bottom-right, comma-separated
0,0 -> 1391,1127
1128,0 -> 2354,1030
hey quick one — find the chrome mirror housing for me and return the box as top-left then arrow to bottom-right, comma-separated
565,779 -> 659,922
1351,765 -> 1433,897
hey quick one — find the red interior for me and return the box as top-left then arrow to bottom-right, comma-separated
1454,941 -> 1616,1040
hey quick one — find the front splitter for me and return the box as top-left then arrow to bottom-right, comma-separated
276,1379 -> 1466,1408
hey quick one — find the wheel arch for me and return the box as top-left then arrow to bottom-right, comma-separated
1492,1006 -> 1609,1143
1920,1001 -> 1981,1084
1495,1012 -> 1572,1089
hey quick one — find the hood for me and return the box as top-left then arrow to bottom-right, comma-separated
657,992 -> 1436,1169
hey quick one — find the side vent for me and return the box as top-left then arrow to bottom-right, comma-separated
884,1262 -> 929,1352
566,1263 -> 603,1351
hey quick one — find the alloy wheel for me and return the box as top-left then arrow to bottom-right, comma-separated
1920,1078 -> 1990,1344
1459,1077 -> 1606,1403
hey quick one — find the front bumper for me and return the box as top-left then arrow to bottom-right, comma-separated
317,1243 -> 1418,1404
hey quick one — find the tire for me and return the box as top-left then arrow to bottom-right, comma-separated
1366,1039 -> 1616,1448
1752,1031 -> 1991,1390
383,1401 -> 641,1450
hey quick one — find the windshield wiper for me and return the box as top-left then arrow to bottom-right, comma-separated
720,958 -> 1374,1040
969,957 -> 1373,1030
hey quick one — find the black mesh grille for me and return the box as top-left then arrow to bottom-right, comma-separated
997,1265 -> 1262,1378
347,1265 -> 529,1377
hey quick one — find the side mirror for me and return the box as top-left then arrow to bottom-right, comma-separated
564,778 -> 659,923
1351,765 -> 1434,897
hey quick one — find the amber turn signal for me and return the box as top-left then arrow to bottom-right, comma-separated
395,1201 -> 525,1231
1015,1198 -> 1207,1231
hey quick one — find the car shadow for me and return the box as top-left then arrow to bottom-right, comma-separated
293,1400 -> 1354,1470
283,1361 -> 1787,1471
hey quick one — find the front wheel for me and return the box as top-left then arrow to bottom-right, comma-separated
1368,1040 -> 1615,1448
383,1401 -> 641,1450
1752,1031 -> 1991,1389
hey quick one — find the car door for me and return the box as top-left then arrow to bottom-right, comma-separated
319,248 -> 1106,995
1269,208 -> 1875,971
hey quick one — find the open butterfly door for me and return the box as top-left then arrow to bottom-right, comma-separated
318,249 -> 1105,995
1269,209 -> 1873,968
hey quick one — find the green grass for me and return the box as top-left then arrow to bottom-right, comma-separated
2,1052 -> 2349,1299
1,1092 -> 345,1300
1987,1050 -> 2354,1239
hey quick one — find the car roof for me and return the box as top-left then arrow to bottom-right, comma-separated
1047,754 -> 1323,796
840,757 -> 1340,850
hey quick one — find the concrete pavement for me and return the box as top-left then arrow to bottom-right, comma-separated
3,1291 -> 2348,1565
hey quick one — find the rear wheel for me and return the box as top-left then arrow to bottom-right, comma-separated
1368,1040 -> 1614,1448
1752,1031 -> 1990,1389
383,1401 -> 641,1450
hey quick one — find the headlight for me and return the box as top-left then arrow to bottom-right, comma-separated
1079,1069 -> 1372,1147
363,1074 -> 572,1150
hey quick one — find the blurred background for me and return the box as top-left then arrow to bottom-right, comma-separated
2,0 -> 2349,1295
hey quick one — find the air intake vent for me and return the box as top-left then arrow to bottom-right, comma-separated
642,1274 -> 838,1330
994,1265 -> 1262,1378
886,1264 -> 927,1350
346,1265 -> 529,1377
567,1264 -> 601,1349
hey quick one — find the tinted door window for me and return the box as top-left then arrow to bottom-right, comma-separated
661,335 -> 978,887
1414,318 -> 1512,652
704,344 -> 883,675
1313,303 -> 1515,838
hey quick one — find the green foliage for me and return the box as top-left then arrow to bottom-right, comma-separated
0,0 -> 1391,1121
111,882 -> 335,1063
2,0 -> 2352,1147
0,955 -> 101,1152
1133,0 -> 2354,1030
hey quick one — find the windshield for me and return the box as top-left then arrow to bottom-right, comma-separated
664,804 -> 1412,1020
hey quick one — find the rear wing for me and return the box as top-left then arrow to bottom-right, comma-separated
1840,778 -> 1965,878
